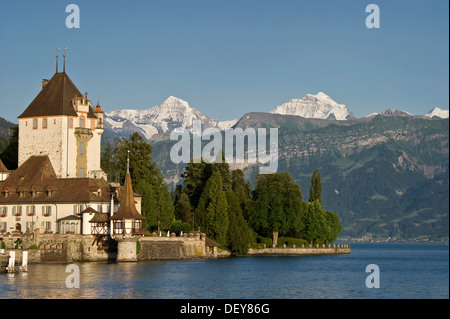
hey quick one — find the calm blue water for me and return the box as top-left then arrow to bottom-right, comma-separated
0,243 -> 448,299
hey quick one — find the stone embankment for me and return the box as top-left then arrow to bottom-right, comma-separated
248,244 -> 350,256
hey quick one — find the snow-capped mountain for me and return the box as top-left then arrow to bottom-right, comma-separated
270,92 -> 355,120
425,107 -> 449,119
104,96 -> 223,140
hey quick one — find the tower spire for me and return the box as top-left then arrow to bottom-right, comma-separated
126,150 -> 130,174
63,47 -> 67,73
56,48 -> 60,73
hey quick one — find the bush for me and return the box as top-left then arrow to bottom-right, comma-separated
256,236 -> 273,247
278,237 -> 309,248
28,244 -> 38,250
170,220 -> 192,235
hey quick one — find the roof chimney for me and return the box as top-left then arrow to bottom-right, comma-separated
42,79 -> 49,90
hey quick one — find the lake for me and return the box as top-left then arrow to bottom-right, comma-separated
0,243 -> 448,299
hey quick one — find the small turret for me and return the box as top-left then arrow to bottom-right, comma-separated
94,99 -> 104,129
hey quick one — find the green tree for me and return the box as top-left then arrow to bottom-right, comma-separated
231,169 -> 253,220
196,172 -> 229,246
174,191 -> 193,225
0,126 -> 18,170
181,152 -> 232,209
324,210 -> 342,243
136,178 -> 175,232
309,169 -> 322,203
226,191 -> 253,255
116,132 -> 175,232
181,158 -> 213,209
100,136 -> 121,182
302,200 -> 327,244
117,132 -> 157,186
250,172 -> 304,247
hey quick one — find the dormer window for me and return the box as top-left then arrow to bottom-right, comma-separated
32,189 -> 37,198
19,190 -> 24,198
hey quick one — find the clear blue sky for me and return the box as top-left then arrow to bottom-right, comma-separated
0,0 -> 448,123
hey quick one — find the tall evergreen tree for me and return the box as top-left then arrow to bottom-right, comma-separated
100,136 -> 121,182
309,169 -> 322,203
174,191 -> 193,225
117,132 -> 157,186
196,171 -> 229,246
231,169 -> 253,220
181,152 -> 232,209
0,126 -> 18,170
115,132 -> 175,232
226,191 -> 253,255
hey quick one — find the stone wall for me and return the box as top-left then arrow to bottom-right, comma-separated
1,230 -> 207,263
248,244 -> 351,256
137,236 -> 206,260
0,231 -> 115,263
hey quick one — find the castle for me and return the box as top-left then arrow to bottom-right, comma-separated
0,57 -> 142,237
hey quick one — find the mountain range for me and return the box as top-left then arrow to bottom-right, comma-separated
102,92 -> 448,141
100,92 -> 448,241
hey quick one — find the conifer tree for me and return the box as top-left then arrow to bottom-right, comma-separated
0,126 -> 18,170
226,191 -> 253,255
174,191 -> 193,225
196,171 -> 229,246
115,132 -> 175,232
309,169 -> 322,203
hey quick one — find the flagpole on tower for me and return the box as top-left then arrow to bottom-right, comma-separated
56,48 -> 60,73
63,47 -> 68,73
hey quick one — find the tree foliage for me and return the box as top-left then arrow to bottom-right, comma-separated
250,172 -> 304,241
309,169 -> 322,203
0,126 -> 18,170
195,171 -> 229,246
101,132 -> 175,232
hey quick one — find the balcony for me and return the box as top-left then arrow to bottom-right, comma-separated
74,127 -> 93,139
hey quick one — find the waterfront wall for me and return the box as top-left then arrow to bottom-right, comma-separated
137,236 -> 206,260
248,244 -> 350,256
0,230 -> 207,263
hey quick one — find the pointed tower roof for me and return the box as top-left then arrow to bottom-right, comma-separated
110,173 -> 145,220
94,99 -> 104,114
18,72 -> 97,119
0,159 -> 9,173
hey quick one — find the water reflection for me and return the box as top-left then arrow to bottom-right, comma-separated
0,244 -> 448,299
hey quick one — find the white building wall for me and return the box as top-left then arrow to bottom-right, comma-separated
0,202 -> 120,235
18,117 -> 65,178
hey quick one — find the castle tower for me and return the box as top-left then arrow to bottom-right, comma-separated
110,160 -> 145,262
17,68 -> 105,179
